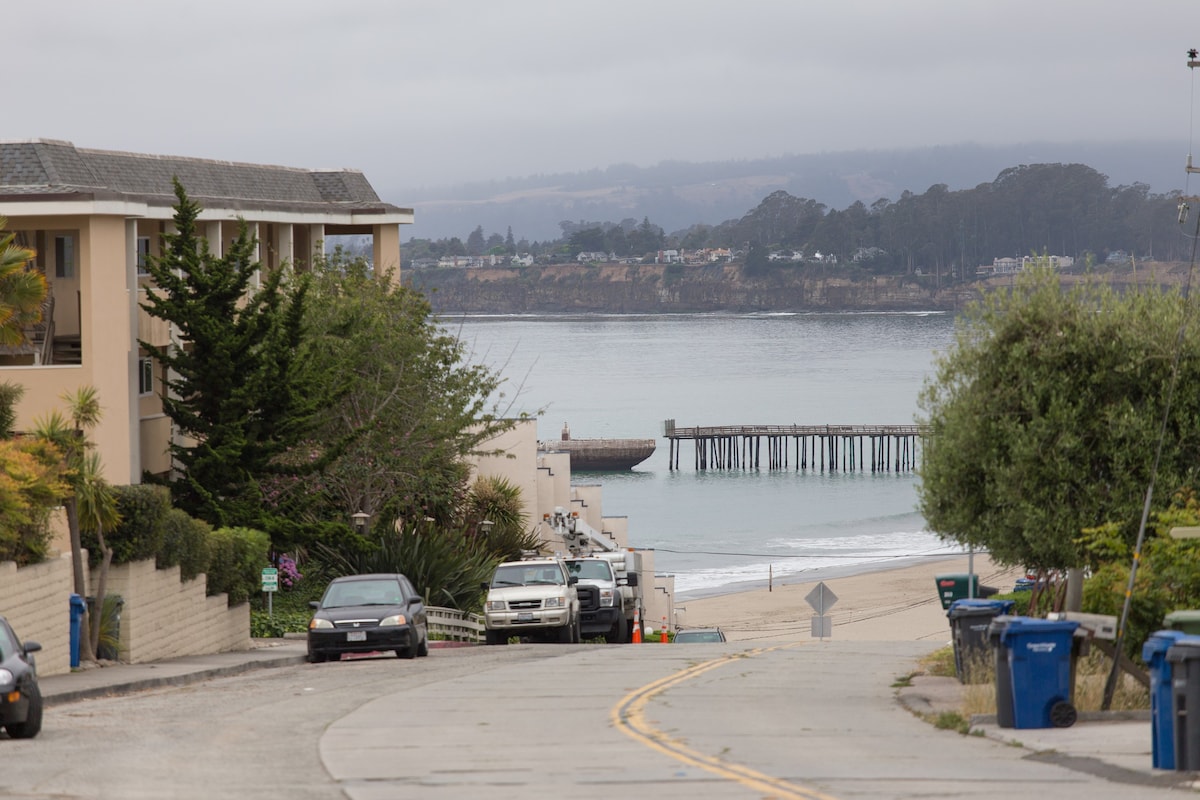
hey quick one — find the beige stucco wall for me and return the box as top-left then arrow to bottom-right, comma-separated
0,553 -> 75,677
469,419 -> 541,531
81,215 -> 137,484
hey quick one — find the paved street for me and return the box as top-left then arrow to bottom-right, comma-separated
5,640 -> 1193,799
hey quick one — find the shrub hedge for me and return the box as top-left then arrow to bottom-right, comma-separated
205,527 -> 271,606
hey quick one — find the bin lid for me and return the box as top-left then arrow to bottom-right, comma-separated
997,616 -> 1079,643
1164,610 -> 1200,625
1143,629 -> 1193,661
947,598 -> 1016,618
1166,638 -> 1200,663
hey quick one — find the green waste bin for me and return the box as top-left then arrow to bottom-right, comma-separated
935,574 -> 999,610
1164,610 -> 1200,635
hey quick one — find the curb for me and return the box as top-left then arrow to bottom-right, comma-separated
43,653 -> 310,707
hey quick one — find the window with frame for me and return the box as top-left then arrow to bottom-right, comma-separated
54,234 -> 75,278
137,237 -> 151,275
138,358 -> 154,395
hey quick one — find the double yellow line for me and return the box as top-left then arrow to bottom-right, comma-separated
611,646 -> 840,799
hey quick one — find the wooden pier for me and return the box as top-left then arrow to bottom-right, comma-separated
663,421 -> 927,472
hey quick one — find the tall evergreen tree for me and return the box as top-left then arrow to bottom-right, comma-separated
139,180 -> 313,528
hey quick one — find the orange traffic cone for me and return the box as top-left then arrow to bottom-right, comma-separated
632,609 -> 642,643
661,616 -> 669,644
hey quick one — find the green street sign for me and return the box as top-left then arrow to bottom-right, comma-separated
261,567 -> 279,592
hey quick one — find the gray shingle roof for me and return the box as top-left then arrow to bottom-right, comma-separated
0,139 -> 410,217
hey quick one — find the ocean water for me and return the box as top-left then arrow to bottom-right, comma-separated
446,311 -> 965,596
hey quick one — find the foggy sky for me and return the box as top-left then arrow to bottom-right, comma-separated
9,1 -> 1199,202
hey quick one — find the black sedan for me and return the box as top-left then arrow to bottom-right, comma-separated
0,616 -> 43,739
307,573 -> 429,662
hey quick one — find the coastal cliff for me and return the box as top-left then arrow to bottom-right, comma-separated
410,263 -> 974,314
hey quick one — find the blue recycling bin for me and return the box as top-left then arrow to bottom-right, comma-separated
947,599 -> 1015,683
999,617 -> 1080,729
1144,630 -> 1192,770
69,593 -> 86,668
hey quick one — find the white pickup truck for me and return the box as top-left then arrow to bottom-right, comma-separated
481,558 -> 580,644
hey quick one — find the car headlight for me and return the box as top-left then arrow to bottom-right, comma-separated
544,596 -> 566,609
600,589 -> 615,607
486,600 -> 506,612
379,614 -> 408,627
309,618 -> 334,630
0,668 -> 12,686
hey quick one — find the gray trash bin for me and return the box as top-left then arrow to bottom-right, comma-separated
1167,639 -> 1200,771
947,599 -> 1015,684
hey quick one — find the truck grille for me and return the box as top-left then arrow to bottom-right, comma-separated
508,599 -> 541,610
576,585 -> 599,613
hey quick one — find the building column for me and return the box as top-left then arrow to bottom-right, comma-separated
309,224 -> 325,267
277,223 -> 295,268
204,220 -> 222,255
373,223 -> 401,285
125,218 -> 141,483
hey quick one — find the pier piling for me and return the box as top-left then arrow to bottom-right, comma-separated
663,422 -> 926,472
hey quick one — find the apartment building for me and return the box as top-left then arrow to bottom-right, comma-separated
0,139 -> 413,485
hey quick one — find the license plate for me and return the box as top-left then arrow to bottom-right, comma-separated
517,612 -> 533,623
346,631 -> 367,642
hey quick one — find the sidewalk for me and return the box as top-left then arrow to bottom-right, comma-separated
898,674 -> 1195,790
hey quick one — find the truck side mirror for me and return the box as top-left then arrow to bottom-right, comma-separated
568,576 -> 579,585
626,574 -> 639,587
480,582 -> 489,592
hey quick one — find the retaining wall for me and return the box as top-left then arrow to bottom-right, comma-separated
0,554 -> 250,676
0,553 -> 75,677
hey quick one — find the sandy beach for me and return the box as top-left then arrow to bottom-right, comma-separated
675,555 -> 1024,644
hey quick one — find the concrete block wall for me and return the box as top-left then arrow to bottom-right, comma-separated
0,552 -> 75,677
0,555 -> 251,675
100,560 -> 250,664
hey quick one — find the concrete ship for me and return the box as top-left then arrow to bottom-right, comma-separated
539,424 -> 656,471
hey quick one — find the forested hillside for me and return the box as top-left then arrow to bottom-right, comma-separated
406,162 -> 1187,280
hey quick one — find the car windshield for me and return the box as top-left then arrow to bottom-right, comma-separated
322,579 -> 405,608
0,623 -> 14,660
491,564 -> 563,587
567,560 -> 612,581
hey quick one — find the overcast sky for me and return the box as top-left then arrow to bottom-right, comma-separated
10,1 -> 1200,201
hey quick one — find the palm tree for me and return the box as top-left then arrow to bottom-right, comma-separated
76,450 -> 120,657
0,217 -> 46,347
33,386 -> 114,663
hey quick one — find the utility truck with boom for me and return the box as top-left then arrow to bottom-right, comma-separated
550,507 -> 644,644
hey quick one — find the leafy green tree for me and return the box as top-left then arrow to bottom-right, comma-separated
568,227 -> 607,256
0,217 -> 46,347
261,252 -> 518,544
742,242 -> 771,278
1080,489 -> 1200,659
466,226 -> 486,256
139,181 -> 314,528
918,269 -> 1200,571
0,387 -> 67,564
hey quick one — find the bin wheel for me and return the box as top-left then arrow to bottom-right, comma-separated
1049,701 -> 1077,728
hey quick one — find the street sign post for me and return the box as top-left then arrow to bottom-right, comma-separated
261,567 -> 278,617
805,582 -> 838,640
